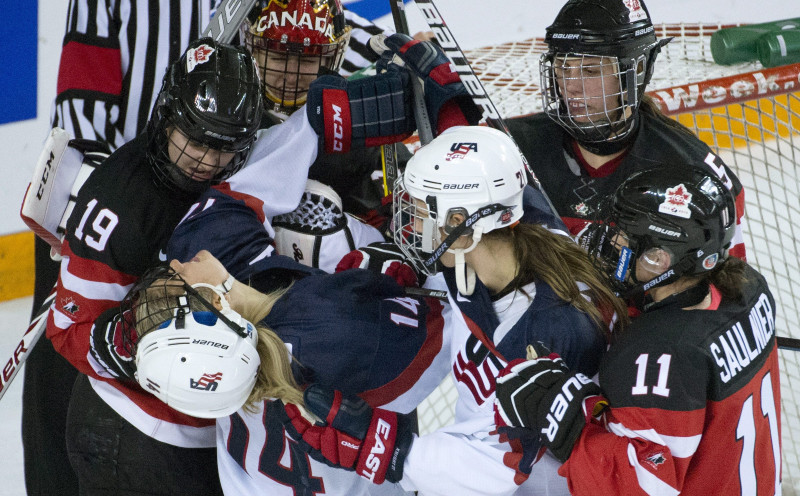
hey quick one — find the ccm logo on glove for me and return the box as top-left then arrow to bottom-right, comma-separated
321,96 -> 351,152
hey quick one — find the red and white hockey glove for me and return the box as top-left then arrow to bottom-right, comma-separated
494,355 -> 607,463
284,384 -> 415,484
335,241 -> 421,287
373,33 -> 482,135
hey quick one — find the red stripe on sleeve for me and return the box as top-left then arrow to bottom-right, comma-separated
57,41 -> 122,96
213,183 -> 268,225
359,298 -> 445,406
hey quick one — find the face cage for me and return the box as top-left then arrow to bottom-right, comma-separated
540,52 -> 639,144
245,33 -> 347,115
149,117 -> 253,194
392,184 -> 443,277
119,266 -> 247,359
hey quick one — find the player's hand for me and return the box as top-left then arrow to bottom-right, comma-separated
90,308 -> 138,380
370,33 -> 482,134
335,241 -> 422,287
494,355 -> 607,462
283,384 -> 414,484
306,65 -> 414,154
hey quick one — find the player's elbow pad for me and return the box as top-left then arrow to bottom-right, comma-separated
306,70 -> 415,154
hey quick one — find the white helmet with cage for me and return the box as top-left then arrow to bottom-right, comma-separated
393,126 -> 528,295
134,282 -> 260,419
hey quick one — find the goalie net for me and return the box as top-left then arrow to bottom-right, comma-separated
414,23 -> 800,494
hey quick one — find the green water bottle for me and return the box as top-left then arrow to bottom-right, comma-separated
710,18 -> 800,65
757,29 -> 800,67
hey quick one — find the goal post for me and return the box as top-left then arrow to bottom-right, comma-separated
413,24 -> 800,495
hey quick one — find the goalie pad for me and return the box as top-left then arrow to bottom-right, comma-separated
273,179 -> 383,273
20,128 -> 109,259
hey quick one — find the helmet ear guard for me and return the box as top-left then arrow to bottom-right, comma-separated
585,165 -> 736,298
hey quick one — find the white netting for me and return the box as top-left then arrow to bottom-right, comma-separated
415,23 -> 800,494
272,190 -> 345,231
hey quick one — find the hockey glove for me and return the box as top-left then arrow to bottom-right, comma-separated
89,307 -> 138,380
284,384 -> 415,484
306,65 -> 414,154
335,241 -> 422,287
494,355 -> 607,463
372,33 -> 482,134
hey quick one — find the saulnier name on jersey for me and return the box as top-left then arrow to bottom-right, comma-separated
711,291 -> 774,384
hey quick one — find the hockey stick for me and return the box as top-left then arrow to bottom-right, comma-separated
410,0 -> 560,218
202,0 -> 258,44
389,0 -> 434,145
2,0 -> 259,403
0,289 -> 55,400
378,0 -> 435,196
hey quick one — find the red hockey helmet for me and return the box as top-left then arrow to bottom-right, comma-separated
243,0 -> 351,116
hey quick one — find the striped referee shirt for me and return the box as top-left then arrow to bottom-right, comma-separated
51,0 -> 390,152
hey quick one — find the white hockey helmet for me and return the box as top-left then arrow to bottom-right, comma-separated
132,275 -> 260,419
393,127 -> 528,294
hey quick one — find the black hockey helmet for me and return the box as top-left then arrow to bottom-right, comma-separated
582,165 -> 736,296
148,38 -> 264,194
540,0 -> 668,152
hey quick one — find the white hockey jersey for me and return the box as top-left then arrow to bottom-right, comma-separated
398,273 -> 606,496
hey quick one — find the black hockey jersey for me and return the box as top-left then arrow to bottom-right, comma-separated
47,132 -> 216,442
507,111 -> 747,259
560,264 -> 781,495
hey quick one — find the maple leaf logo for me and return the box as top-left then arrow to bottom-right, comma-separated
186,44 -> 215,72
644,451 -> 666,469
666,185 -> 690,205
60,297 -> 79,316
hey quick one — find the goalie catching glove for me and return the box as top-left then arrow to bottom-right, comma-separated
335,241 -> 422,287
494,354 -> 608,463
284,384 -> 415,484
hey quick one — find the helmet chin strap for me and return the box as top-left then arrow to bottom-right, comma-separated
453,228 -> 483,296
187,282 -> 249,337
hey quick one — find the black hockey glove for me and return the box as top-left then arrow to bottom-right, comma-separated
306,65 -> 414,154
284,384 -> 415,484
89,307 -> 138,380
372,33 -> 482,134
335,241 -> 423,287
494,355 -> 607,463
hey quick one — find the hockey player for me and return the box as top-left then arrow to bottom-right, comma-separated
27,6 -> 403,491
494,166 -> 781,495
46,38 -> 264,495
166,29 -> 483,276
284,127 -> 628,496
118,249 -> 449,495
241,0 -> 413,229
505,0 -> 747,260
50,29 -> 480,494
